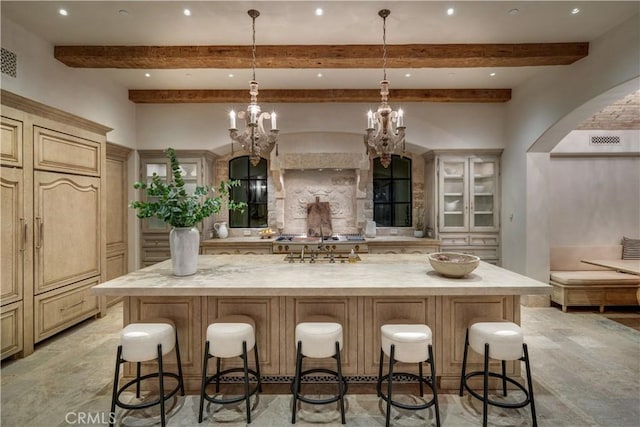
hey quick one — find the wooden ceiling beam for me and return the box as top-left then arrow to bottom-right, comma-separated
55,43 -> 588,69
128,88 -> 512,103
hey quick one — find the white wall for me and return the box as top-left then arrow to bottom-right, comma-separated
549,157 -> 640,245
0,17 -> 136,148
502,14 -> 640,280
135,102 -> 506,153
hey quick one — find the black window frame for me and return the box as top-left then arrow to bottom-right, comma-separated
228,155 -> 268,228
372,155 -> 412,227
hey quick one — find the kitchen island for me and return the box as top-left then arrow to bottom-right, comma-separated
93,254 -> 550,392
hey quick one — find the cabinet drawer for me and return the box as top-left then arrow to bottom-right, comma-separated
439,235 -> 469,246
34,126 -> 101,176
34,277 -> 100,343
142,247 -> 171,262
469,235 -> 499,246
202,246 -> 272,255
567,290 -> 603,305
142,235 -> 170,247
1,116 -> 23,167
1,301 -> 23,359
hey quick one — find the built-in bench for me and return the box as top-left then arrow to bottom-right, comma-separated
550,245 -> 640,312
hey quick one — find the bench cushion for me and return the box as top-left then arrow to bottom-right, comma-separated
550,270 -> 640,285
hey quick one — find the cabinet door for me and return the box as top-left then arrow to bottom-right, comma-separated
1,116 -> 23,167
469,157 -> 499,231
439,157 -> 469,231
1,167 -> 25,304
33,171 -> 101,294
140,159 -> 171,233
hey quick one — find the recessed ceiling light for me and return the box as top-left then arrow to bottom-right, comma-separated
315,8 -> 324,16
185,73 -> 192,77
446,8 -> 455,16
144,73 -> 151,78
118,9 -> 129,16
228,73 -> 234,78
508,8 -> 519,15
571,8 -> 580,14
58,9 -> 68,16
405,73 -> 412,78
317,73 -> 323,78
489,72 -> 496,77
183,9 -> 191,16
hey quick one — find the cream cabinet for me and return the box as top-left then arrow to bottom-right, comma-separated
138,150 -> 216,268
105,143 -> 131,306
426,150 -> 502,264
1,91 -> 108,358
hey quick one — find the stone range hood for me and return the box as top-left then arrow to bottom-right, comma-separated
269,152 -> 371,234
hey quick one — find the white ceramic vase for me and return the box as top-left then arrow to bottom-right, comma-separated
169,226 -> 200,276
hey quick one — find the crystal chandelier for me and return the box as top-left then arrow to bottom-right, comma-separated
364,9 -> 406,168
229,9 -> 279,166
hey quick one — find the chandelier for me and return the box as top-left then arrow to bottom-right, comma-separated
364,9 -> 406,168
228,9 -> 279,166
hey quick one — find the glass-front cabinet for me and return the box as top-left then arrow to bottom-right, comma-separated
137,150 -> 215,267
439,156 -> 499,232
427,151 -> 502,264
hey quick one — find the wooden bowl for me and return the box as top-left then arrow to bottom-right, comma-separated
428,252 -> 480,278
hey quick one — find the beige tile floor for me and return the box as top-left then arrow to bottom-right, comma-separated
1,302 -> 639,427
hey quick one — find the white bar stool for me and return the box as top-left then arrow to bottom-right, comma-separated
109,318 -> 184,427
291,320 -> 347,424
459,321 -> 537,427
198,315 -> 262,424
377,323 -> 440,427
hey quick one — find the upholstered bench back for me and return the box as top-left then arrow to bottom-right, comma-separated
550,245 -> 623,271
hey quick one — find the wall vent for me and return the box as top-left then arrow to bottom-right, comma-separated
589,135 -> 621,145
1,48 -> 17,77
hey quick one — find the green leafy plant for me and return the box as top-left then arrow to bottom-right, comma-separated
130,148 -> 246,228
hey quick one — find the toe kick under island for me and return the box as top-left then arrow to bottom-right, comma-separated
92,254 -> 551,392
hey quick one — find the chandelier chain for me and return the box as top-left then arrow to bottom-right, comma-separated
251,13 -> 257,81
382,13 -> 387,81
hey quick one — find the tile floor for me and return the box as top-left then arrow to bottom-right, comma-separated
1,303 -> 639,427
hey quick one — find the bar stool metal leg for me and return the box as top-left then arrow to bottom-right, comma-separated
377,347 -> 384,398
523,344 -> 538,427
459,328 -> 469,396
109,346 -> 122,427
482,343 -> 490,427
198,341 -> 210,423
429,344 -> 441,427
385,344 -> 396,427
291,341 -> 303,424
335,341 -> 346,425
242,341 -> 252,424
157,344 -> 166,427
501,360 -> 507,396
254,343 -> 263,393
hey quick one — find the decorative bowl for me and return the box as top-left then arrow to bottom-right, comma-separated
428,252 -> 480,278
444,200 -> 460,211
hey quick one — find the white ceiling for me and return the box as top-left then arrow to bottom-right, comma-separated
2,1 -> 638,91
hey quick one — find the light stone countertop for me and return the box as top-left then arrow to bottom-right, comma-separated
93,254 -> 551,297
200,236 -> 439,244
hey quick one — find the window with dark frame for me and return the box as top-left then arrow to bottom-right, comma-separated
372,155 -> 412,227
228,156 -> 268,228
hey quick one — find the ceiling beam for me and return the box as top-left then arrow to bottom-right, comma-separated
128,88 -> 512,103
55,43 -> 588,69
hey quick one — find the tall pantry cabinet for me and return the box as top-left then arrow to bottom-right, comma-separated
425,150 -> 502,264
1,91 -> 109,359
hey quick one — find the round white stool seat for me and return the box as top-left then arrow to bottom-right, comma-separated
469,322 -> 523,360
207,315 -> 256,358
381,324 -> 432,363
295,322 -> 343,358
121,321 -> 176,362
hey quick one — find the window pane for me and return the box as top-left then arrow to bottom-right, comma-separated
392,180 -> 411,203
180,163 -> 198,178
251,159 -> 267,178
374,204 -> 392,226
373,159 -> 392,178
229,157 -> 248,179
231,184 -> 248,203
248,205 -> 268,228
393,203 -> 411,227
392,157 -> 411,178
373,180 -> 391,202
146,163 -> 167,178
249,180 -> 268,203
229,209 -> 247,227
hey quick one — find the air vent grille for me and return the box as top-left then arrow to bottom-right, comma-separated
1,48 -> 17,77
590,135 -> 621,145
